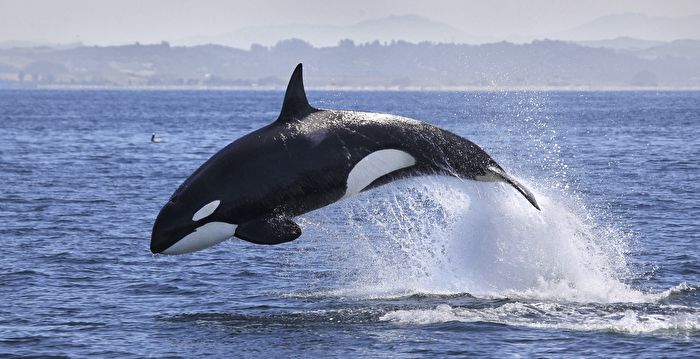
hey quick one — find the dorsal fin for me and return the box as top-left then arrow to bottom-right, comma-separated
277,63 -> 316,123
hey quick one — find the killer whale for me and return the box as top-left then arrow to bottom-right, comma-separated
151,64 -> 540,255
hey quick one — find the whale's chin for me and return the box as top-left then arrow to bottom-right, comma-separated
159,222 -> 237,255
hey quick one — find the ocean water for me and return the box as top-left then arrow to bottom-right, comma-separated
0,90 -> 698,357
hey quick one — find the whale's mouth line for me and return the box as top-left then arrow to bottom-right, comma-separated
158,222 -> 238,255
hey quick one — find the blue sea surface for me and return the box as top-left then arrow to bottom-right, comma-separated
0,90 -> 698,357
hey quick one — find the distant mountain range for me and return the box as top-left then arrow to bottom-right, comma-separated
555,13 -> 700,42
178,15 -> 482,48
1,38 -> 699,89
174,13 -> 700,49
3,13 -> 699,51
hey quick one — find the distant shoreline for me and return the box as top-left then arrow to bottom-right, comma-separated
3,84 -> 700,92
3,39 -> 699,90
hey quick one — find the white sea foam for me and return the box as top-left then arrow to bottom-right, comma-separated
380,303 -> 700,334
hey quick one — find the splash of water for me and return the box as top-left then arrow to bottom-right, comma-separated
282,92 -> 699,334
309,176 -> 649,303
294,92 -> 649,303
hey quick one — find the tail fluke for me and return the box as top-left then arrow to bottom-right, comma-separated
488,166 -> 541,211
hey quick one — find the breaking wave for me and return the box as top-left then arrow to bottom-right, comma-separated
380,302 -> 699,334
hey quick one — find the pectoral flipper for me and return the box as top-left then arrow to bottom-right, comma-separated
235,216 -> 302,245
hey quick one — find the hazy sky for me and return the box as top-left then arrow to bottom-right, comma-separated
0,0 -> 698,45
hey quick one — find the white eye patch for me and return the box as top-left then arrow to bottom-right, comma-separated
192,200 -> 221,221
